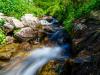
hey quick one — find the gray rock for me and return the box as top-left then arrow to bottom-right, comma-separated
39,20 -> 51,26
6,17 -> 24,28
21,14 -> 39,29
3,22 -> 14,33
15,27 -> 34,41
40,16 -> 58,27
4,22 -> 14,29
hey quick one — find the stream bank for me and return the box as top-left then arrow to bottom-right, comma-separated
0,11 -> 100,75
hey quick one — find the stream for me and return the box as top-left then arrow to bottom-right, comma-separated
0,46 -> 64,75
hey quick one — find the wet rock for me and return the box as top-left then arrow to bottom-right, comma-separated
19,42 -> 32,51
21,14 -> 39,29
15,27 -> 34,41
40,20 -> 51,26
0,43 -> 19,60
39,61 -> 58,75
0,52 -> 12,60
40,16 -> 58,27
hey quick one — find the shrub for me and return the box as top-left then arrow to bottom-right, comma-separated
0,18 -> 5,27
0,28 -> 6,44
0,0 -> 99,32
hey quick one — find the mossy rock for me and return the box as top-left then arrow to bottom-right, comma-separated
39,61 -> 58,75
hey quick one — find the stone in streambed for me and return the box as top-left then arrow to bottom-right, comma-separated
0,43 -> 19,60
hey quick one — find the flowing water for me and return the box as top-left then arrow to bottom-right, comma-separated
0,46 -> 63,75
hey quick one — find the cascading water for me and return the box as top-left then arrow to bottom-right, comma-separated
0,46 -> 64,75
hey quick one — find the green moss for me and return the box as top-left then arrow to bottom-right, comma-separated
0,29 -> 6,45
13,28 -> 21,34
0,18 -> 5,27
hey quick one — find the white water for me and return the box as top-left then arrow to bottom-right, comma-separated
0,46 -> 63,75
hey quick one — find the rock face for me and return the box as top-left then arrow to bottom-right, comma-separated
15,27 -> 34,41
4,22 -> 14,30
21,14 -> 39,29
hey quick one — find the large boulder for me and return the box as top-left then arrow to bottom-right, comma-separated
21,14 -> 39,29
12,18 -> 24,28
5,17 -> 24,28
3,22 -> 14,33
15,27 -> 34,41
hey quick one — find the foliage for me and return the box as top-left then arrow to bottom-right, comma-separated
0,0 -> 99,32
0,0 -> 44,18
13,28 -> 21,34
63,0 -> 99,32
0,18 -> 5,27
0,28 -> 6,44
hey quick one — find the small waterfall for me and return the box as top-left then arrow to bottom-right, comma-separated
0,46 -> 63,75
